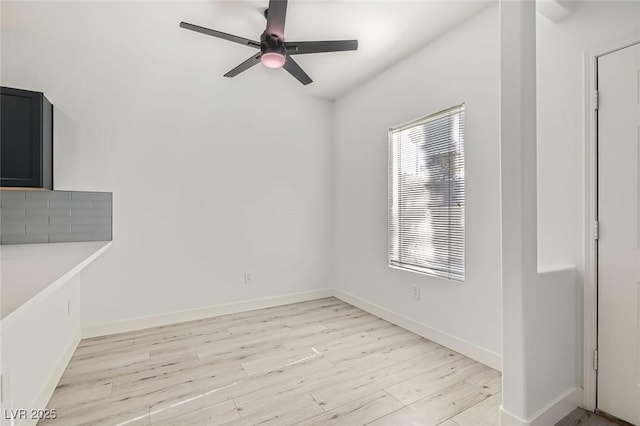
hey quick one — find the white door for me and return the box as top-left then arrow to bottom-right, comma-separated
597,41 -> 640,425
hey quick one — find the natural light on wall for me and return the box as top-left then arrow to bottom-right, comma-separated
388,104 -> 466,281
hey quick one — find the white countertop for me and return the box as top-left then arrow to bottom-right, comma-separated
1,241 -> 112,321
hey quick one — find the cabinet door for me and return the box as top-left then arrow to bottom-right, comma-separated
1,87 -> 45,188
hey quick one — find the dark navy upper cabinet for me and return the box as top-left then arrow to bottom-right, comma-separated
1,87 -> 53,189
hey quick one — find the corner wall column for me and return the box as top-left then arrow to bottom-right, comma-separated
499,0 -> 539,423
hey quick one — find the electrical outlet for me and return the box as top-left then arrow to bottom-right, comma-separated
412,285 -> 421,300
244,271 -> 253,284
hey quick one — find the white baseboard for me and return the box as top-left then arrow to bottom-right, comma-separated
83,288 -> 501,370
25,331 -> 81,426
500,387 -> 583,426
332,289 -> 502,371
82,289 -> 334,338
499,407 -> 530,426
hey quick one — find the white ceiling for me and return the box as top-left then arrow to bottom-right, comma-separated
179,0 -> 494,99
2,0 -> 494,100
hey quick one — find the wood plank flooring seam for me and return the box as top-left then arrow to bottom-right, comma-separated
308,392 -> 327,412
383,389 -> 407,407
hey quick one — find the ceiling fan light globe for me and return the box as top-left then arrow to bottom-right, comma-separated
261,52 -> 286,68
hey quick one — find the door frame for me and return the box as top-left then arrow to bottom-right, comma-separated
583,34 -> 640,412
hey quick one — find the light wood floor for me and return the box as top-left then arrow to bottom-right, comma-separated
41,297 -> 501,426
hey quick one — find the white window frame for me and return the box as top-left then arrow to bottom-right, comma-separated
388,104 -> 466,281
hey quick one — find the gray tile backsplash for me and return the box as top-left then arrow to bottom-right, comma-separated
0,190 -> 112,245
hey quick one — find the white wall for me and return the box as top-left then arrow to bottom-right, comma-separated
499,2 -> 640,423
0,2 -> 334,328
333,5 -> 501,361
535,0 -> 640,402
536,1 -> 640,269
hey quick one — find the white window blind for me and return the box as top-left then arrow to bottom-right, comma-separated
388,104 -> 465,281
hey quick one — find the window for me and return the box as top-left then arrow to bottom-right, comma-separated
388,104 -> 465,281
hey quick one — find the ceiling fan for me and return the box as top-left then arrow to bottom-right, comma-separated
179,0 -> 358,85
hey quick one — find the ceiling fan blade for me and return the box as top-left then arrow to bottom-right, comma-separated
224,53 -> 262,78
286,40 -> 358,55
266,0 -> 287,38
283,56 -> 312,85
180,22 -> 260,48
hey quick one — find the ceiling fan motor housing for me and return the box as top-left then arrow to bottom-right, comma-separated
260,32 -> 285,56
260,32 -> 287,68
